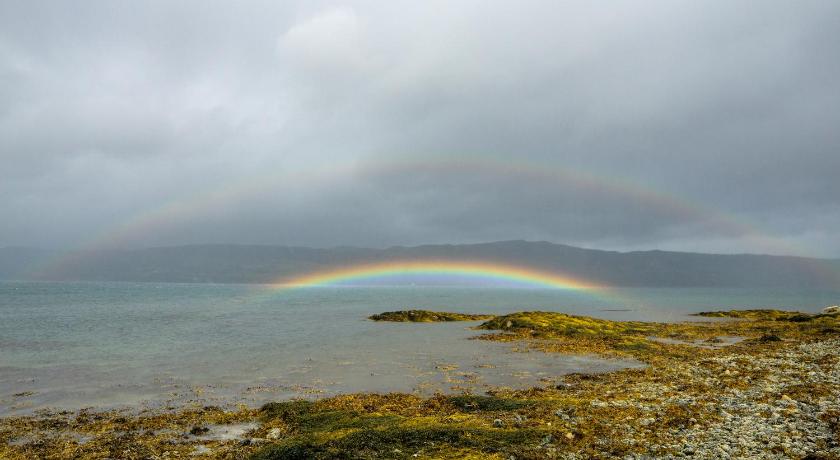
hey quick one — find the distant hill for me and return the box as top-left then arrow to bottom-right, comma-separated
2,240 -> 839,288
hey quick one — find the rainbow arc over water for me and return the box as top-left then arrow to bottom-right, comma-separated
268,260 -> 601,290
28,154 -> 839,287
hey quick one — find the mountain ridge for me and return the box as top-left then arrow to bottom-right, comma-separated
2,241 -> 838,287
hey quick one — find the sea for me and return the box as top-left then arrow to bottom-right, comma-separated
1,281 -> 837,416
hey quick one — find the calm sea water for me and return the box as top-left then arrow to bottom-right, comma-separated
1,281 -> 837,415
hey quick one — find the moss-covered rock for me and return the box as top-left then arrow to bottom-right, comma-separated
369,310 -> 493,322
477,309 -> 840,360
477,311 -> 665,357
694,309 -> 839,322
478,311 -> 655,337
695,309 -> 809,321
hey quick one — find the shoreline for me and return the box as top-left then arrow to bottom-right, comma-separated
2,309 -> 839,459
0,321 -> 638,418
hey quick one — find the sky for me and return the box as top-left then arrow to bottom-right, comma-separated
1,0 -> 839,257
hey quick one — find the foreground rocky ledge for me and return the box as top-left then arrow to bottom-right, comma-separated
2,309 -> 839,459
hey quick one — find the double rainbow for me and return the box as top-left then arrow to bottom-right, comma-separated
29,155 -> 838,287
268,260 -> 600,290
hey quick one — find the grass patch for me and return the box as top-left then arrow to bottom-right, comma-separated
252,425 -> 550,459
254,394 -> 550,459
447,395 -> 533,412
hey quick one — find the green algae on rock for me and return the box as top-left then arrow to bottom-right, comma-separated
369,310 -> 493,322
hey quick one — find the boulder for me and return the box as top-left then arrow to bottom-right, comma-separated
822,305 -> 840,315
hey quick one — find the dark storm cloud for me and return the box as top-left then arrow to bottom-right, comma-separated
1,0 -> 839,256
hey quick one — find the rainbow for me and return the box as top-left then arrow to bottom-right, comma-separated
269,260 -> 600,290
27,154 -> 839,286
40,155 -> 814,257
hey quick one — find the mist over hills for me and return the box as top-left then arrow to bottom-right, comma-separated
2,241 -> 839,288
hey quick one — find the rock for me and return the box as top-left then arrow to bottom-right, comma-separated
239,438 -> 266,446
822,305 -> 840,315
493,419 -> 504,428
191,445 -> 211,456
554,409 -> 572,421
757,334 -> 782,343
266,428 -> 283,440
189,425 -> 209,436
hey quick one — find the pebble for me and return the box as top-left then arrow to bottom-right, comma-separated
266,428 -> 283,440
668,339 -> 840,459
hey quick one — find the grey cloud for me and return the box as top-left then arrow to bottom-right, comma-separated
1,0 -> 839,256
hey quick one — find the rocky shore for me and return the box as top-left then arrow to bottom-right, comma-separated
2,309 -> 838,459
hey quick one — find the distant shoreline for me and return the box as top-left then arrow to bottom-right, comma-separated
4,240 -> 839,288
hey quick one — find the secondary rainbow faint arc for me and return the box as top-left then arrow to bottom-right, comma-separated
44,155 -> 812,257
29,154 -> 838,286
267,260 -> 602,290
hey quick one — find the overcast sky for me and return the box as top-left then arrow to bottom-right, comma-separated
2,0 -> 839,256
